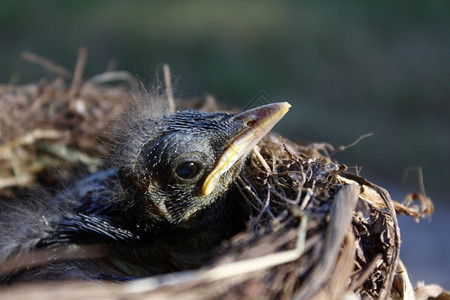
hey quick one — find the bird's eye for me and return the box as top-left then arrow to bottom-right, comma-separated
175,162 -> 201,179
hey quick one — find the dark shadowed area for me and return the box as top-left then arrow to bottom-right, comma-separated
1,0 -> 448,289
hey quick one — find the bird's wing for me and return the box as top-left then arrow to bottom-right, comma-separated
40,212 -> 140,246
40,169 -> 141,246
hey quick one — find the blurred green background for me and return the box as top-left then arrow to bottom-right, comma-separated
1,0 -> 449,286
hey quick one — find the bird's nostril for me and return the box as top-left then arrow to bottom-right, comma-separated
246,120 -> 256,127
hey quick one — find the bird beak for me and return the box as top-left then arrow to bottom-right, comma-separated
201,102 -> 291,196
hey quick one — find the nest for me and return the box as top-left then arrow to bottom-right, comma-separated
0,54 -> 446,299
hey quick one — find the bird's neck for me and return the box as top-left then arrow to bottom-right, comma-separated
122,184 -> 249,240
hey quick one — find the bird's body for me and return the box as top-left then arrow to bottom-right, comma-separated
3,169 -> 246,281
0,102 -> 290,282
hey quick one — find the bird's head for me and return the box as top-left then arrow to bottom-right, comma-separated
117,102 -> 291,228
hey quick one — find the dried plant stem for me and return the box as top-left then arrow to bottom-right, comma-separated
68,47 -> 88,99
252,146 -> 272,173
20,51 -> 72,79
163,64 -> 176,113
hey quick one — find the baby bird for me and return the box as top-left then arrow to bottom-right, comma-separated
0,101 -> 290,282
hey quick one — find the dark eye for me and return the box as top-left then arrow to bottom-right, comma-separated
175,162 -> 201,179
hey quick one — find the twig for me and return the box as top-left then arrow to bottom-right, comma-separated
348,254 -> 383,292
239,175 -> 276,219
294,184 -> 360,300
402,166 -> 427,196
38,144 -> 101,167
68,47 -> 88,99
163,64 -> 176,113
252,146 -> 272,173
87,71 -> 138,89
21,51 -> 72,79
334,133 -> 374,153
299,188 -> 313,211
256,188 -> 271,220
394,259 -> 415,300
0,244 -> 107,276
0,129 -> 67,159
0,174 -> 32,189
105,59 -> 118,72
